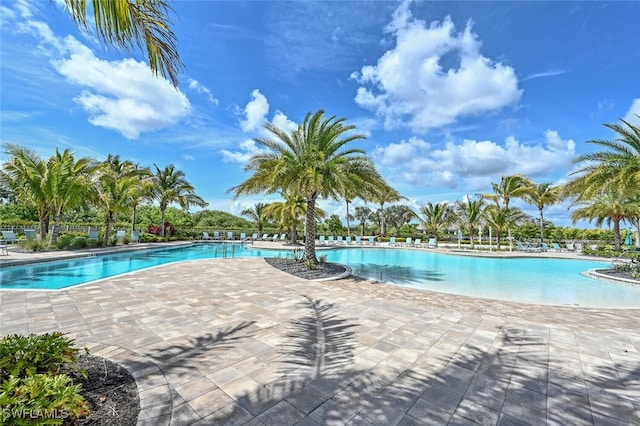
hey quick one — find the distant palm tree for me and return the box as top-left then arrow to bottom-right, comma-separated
485,174 -> 533,209
63,0 -> 182,86
371,186 -> 405,237
484,206 -> 529,249
570,188 -> 640,251
385,204 -> 417,233
229,110 -> 393,262
1,144 -> 50,240
354,206 -> 373,236
264,192 -> 326,244
522,182 -> 561,242
419,202 -> 455,246
151,164 -> 208,237
46,149 -> 97,245
241,202 -> 270,236
129,164 -> 154,232
455,197 -> 486,249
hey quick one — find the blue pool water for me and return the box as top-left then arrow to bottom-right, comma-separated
1,243 -> 638,308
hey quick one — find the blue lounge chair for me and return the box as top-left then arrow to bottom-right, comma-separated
280,234 -> 287,242
405,237 -> 412,246
87,230 -> 99,242
131,230 -> 140,243
1,231 -> 21,244
240,232 -> 247,240
368,236 -> 375,245
251,233 -> 258,240
227,231 -> 234,240
202,231 -> 212,240
328,236 -> 335,244
337,236 -> 344,244
213,231 -> 221,240
318,235 -> 326,245
355,236 -> 362,245
24,229 -> 36,240
414,238 -> 422,247
427,238 -> 436,248
261,233 -> 269,240
345,236 -> 352,245
389,237 -> 396,246
552,242 -> 562,252
271,234 -> 279,242
116,230 -> 126,241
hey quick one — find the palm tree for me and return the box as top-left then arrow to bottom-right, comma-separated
385,205 -> 417,233
371,186 -> 405,237
241,202 -> 270,236
455,197 -> 486,249
0,144 -> 50,240
95,154 -> 141,242
151,164 -> 208,237
129,164 -> 154,232
522,182 -> 561,242
484,174 -> 533,208
418,202 -> 455,246
229,110 -> 393,262
45,149 -> 97,246
354,206 -> 373,236
569,188 -> 640,251
484,206 -> 529,249
264,192 -> 326,244
63,0 -> 182,86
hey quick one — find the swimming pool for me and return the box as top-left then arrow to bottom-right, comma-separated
1,243 -> 637,308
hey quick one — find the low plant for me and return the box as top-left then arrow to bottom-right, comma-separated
22,239 -> 46,252
317,254 -> 327,263
304,259 -> 316,270
288,247 -> 304,261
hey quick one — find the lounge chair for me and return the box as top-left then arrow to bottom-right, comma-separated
389,237 -> 396,246
1,231 -> 21,244
213,231 -> 221,240
87,230 -> 99,242
0,242 -> 7,256
280,234 -> 287,242
516,241 -> 541,252
368,236 -> 376,245
131,230 -> 140,243
414,238 -> 422,247
427,238 -> 436,248
202,231 -> 212,240
318,235 -> 326,245
328,236 -> 335,244
355,236 -> 362,245
260,233 -> 269,241
116,230 -> 126,241
271,234 -> 279,242
24,229 -> 36,240
405,237 -> 412,247
227,231 -> 234,240
251,233 -> 258,240
566,242 -> 574,251
337,236 -> 344,244
575,242 -> 583,253
345,236 -> 352,245
552,242 -> 562,252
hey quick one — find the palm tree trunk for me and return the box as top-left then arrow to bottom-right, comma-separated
38,210 -> 48,241
346,200 -> 351,238
635,217 -> 640,248
379,203 -> 385,237
613,218 -> 622,251
160,206 -> 166,237
291,218 -> 298,244
539,207 -> 545,242
470,226 -> 475,249
49,212 -> 62,246
105,212 -> 113,243
304,197 -> 317,262
131,205 -> 137,232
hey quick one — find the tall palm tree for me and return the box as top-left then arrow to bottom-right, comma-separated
63,0 -> 182,86
0,144 -> 50,240
522,182 -> 561,242
354,206 -> 373,236
241,202 -> 270,236
419,202 -> 455,246
151,164 -> 208,237
385,204 -> 417,233
46,149 -> 97,246
484,206 -> 529,249
129,164 -> 154,232
371,186 -> 405,237
95,154 -> 141,242
455,197 -> 486,249
569,188 -> 640,251
484,174 -> 533,208
229,110 -> 393,262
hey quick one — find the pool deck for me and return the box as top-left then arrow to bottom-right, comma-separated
1,243 -> 639,425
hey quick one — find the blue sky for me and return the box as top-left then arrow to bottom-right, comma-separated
1,0 -> 639,227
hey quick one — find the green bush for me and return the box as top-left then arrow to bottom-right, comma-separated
21,239 -> 46,252
0,374 -> 89,425
0,333 -> 79,382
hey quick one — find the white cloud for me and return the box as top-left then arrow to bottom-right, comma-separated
521,70 -> 565,82
373,130 -> 576,189
182,154 -> 194,161
271,110 -> 298,134
7,0 -> 191,140
352,2 -> 521,133
221,139 -> 268,163
241,89 -> 269,132
188,79 -> 219,105
623,98 -> 640,126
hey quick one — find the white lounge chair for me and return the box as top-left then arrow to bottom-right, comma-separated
202,231 -> 212,240
260,233 -> 269,241
116,230 -> 126,241
414,238 -> 422,247
405,237 -> 412,246
227,231 -> 234,240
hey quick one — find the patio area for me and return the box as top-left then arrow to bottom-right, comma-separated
1,256 -> 639,425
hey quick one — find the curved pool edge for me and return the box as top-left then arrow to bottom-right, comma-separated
587,268 -> 640,286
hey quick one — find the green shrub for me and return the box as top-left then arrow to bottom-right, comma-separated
22,239 -> 46,252
70,237 -> 87,249
318,254 -> 328,263
0,333 -> 79,381
304,259 -> 316,270
0,374 -> 89,425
